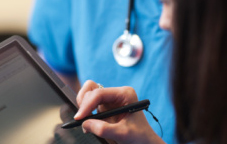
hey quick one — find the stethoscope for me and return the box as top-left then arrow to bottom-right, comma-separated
113,0 -> 143,67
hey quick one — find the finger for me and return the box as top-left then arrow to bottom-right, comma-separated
82,119 -> 123,140
76,80 -> 99,107
74,86 -> 138,120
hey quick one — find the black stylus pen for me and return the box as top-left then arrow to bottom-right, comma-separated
62,99 -> 150,129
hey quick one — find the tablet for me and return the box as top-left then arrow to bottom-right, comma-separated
0,36 -> 107,144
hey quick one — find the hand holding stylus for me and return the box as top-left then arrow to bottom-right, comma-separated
62,99 -> 150,129
71,80 -> 164,144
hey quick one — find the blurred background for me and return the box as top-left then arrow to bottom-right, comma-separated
0,0 -> 33,42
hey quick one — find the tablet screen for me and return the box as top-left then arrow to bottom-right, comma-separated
0,41 -> 106,144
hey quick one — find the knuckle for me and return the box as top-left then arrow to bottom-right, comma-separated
84,89 -> 102,105
84,80 -> 95,86
92,88 -> 102,97
123,86 -> 136,95
95,124 -> 107,137
84,91 -> 92,99
121,86 -> 138,101
90,90 -> 102,103
78,91 -> 91,106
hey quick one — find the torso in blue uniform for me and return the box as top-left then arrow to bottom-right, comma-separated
29,0 -> 177,143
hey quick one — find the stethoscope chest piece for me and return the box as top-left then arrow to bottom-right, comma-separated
113,31 -> 143,67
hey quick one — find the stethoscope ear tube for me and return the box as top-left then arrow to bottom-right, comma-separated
112,0 -> 143,67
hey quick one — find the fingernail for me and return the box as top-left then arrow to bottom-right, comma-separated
82,127 -> 88,134
74,111 -> 81,119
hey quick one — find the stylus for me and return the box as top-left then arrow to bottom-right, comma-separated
61,99 -> 150,129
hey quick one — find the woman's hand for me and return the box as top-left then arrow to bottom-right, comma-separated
74,80 -> 165,144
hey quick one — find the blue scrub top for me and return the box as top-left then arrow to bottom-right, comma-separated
28,0 -> 177,143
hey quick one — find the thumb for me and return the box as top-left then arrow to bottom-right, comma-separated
82,119 -> 119,140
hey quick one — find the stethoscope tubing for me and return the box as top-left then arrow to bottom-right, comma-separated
126,0 -> 134,31
112,0 -> 143,67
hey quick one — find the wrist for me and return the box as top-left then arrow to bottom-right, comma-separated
145,128 -> 166,144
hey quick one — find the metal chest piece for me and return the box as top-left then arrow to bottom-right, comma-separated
113,30 -> 143,67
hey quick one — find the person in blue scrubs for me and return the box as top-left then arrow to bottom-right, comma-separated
28,0 -> 176,143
